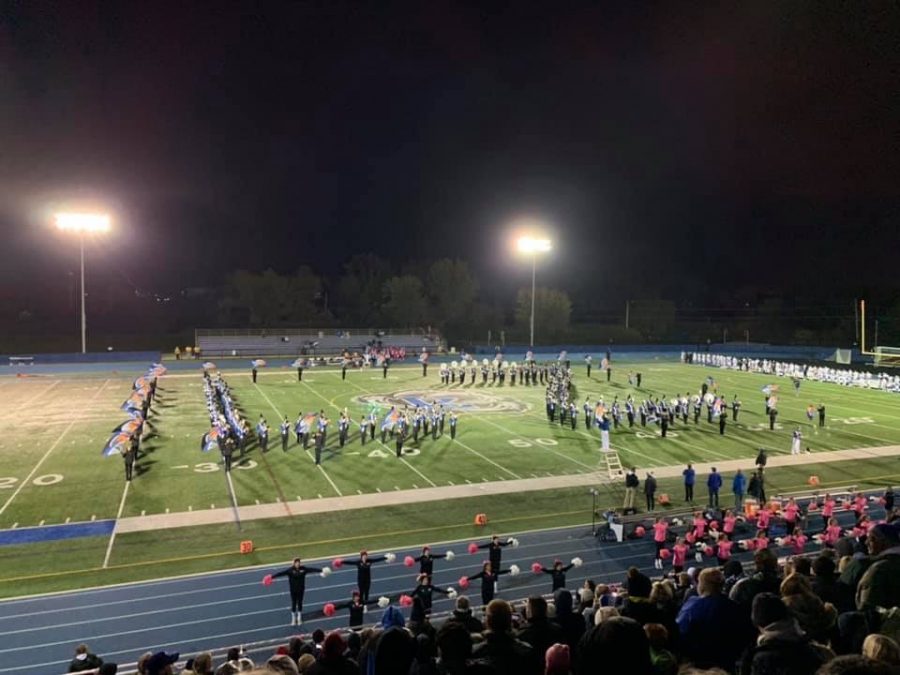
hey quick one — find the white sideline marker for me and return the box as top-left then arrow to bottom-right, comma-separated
65,517 -> 70,524
376,488 -> 382,493
38,520 -> 44,526
448,481 -> 455,486
141,510 -> 146,516
91,515 -> 96,521
255,500 -> 260,505
10,523 -> 17,529
318,494 -> 323,499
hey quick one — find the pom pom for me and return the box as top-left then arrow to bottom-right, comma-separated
635,526 -> 646,537
879,497 -> 887,506
263,574 -> 273,586
320,566 -> 332,578
404,556 -> 415,568
695,542 -> 705,551
774,537 -> 785,547
459,576 -> 470,589
709,521 -> 719,531
738,540 -> 750,551
869,496 -> 878,503
695,552 -> 703,562
703,546 -> 714,557
509,564 -> 520,576
808,502 -> 819,511
377,596 -> 390,609
323,603 -> 336,617
672,518 -> 684,526
508,537 -> 520,548
813,533 -> 825,543
531,562 -> 543,574
332,558 -> 344,569
399,594 -> 413,608
385,552 -> 396,563
468,542 -> 479,554
445,550 -> 455,561
447,587 -> 458,599
571,557 -> 583,567
685,531 -> 696,544
659,548 -> 671,560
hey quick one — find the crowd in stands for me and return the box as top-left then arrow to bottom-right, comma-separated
69,517 -> 900,675
687,352 -> 900,392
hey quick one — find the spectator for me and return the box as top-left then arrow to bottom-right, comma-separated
707,467 -> 722,508
811,555 -> 841,607
780,573 -> 837,643
186,653 -> 213,675
443,595 -> 484,634
738,592 -> 833,675
593,606 -> 620,627
518,596 -> 564,657
814,654 -> 894,674
98,664 -> 117,675
730,548 -> 782,609
146,652 -> 180,675
410,634 -> 438,675
723,560 -> 746,597
644,623 -> 677,675
296,655 -> 315,674
544,643 -> 571,675
621,568 -> 657,626
68,644 -> 103,673
856,522 -> 900,610
733,470 -> 747,509
552,589 -> 586,654
307,632 -> 356,675
577,616 -> 653,675
677,567 -> 750,672
266,655 -> 299,675
288,637 -> 311,664
862,634 -> 900,667
358,627 -> 416,675
435,622 -> 473,674
471,599 -> 542,675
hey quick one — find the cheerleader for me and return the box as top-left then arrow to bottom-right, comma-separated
783,498 -> 800,535
652,517 -> 669,569
671,537 -> 689,574
408,573 -> 455,615
716,534 -> 734,566
324,591 -> 367,629
692,512 -> 707,542
473,535 -> 518,592
723,510 -> 737,537
821,494 -> 836,530
823,517 -> 842,547
462,562 -> 516,607
340,550 -> 395,608
537,558 -> 581,591
757,507 -> 772,536
852,492 -> 868,524
263,558 -> 329,625
753,529 -> 770,551
790,529 -> 808,556
410,546 -> 454,576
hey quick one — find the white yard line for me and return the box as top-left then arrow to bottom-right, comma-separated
102,480 -> 131,568
253,383 -> 343,497
475,414 -> 597,471
6,380 -> 61,414
452,439 -> 522,479
225,470 -> 242,529
0,379 -> 110,517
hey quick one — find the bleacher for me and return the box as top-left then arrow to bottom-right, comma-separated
195,329 -> 442,358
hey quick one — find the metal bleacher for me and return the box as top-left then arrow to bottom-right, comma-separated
195,329 -> 442,358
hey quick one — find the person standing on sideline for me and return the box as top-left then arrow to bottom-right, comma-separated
222,436 -> 234,472
732,395 -> 741,422
817,403 -> 826,427
719,410 -> 726,435
280,417 -> 290,451
624,468 -> 639,512
791,428 -> 803,455
123,446 -> 135,482
585,354 -> 592,377
644,472 -> 657,512
755,448 -> 768,473
683,464 -> 696,503
314,429 -> 324,465
732,469 -> 746,509
297,361 -> 303,381
707,467 -> 722,508
252,365 -> 258,384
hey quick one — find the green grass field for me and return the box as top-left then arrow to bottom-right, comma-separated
1,360 -> 899,597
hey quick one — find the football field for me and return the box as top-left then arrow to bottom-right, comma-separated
1,359 -> 900,597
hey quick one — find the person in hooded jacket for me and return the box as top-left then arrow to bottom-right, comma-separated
553,588 -> 586,655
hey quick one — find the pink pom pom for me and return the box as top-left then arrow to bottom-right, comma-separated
704,546 -> 714,557
459,576 -> 470,589
531,562 -> 543,574
333,558 -> 344,569
323,603 -> 336,617
745,539 -> 757,550
685,531 -> 696,544
635,526 -> 646,537
468,542 -> 479,554
659,548 -> 671,559
782,536 -> 793,546
404,556 -> 415,568
880,497 -> 887,506
709,520 -> 719,530
262,574 -> 273,586
399,594 -> 413,607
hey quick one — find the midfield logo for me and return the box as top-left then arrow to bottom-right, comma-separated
355,389 -> 529,414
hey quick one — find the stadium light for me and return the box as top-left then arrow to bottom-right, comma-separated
516,236 -> 552,347
54,212 -> 112,353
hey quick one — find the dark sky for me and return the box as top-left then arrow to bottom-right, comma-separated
2,0 -> 899,314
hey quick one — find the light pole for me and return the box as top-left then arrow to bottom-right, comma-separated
54,213 -> 111,353
516,236 -> 552,347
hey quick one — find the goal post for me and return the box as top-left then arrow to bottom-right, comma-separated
874,346 -> 900,369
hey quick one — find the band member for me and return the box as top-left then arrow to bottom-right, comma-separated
280,417 -> 290,451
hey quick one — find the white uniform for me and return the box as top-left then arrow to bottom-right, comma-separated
791,429 -> 802,455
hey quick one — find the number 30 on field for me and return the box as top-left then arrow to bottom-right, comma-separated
0,474 -> 64,489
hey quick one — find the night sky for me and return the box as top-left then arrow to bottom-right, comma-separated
2,1 -> 899,316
